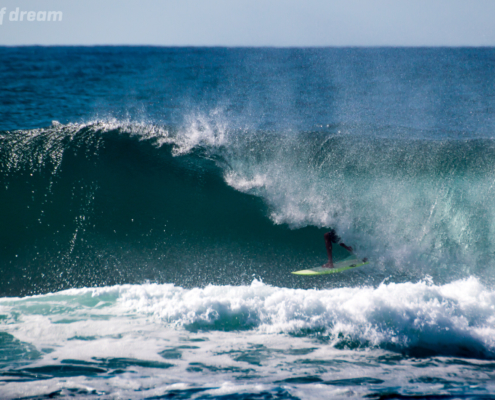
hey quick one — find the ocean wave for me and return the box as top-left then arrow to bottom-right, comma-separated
2,120 -> 495,295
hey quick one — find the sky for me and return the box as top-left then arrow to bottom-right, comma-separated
1,0 -> 495,46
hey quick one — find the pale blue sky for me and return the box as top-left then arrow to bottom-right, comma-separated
1,0 -> 494,46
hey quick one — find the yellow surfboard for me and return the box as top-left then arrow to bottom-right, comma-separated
292,256 -> 369,275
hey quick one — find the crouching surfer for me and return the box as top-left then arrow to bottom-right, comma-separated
323,230 -> 367,268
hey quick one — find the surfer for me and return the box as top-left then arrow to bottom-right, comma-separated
323,230 -> 354,268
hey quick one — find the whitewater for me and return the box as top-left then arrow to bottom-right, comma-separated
2,278 -> 495,399
2,47 -> 495,398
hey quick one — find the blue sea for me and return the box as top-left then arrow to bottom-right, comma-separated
2,47 -> 495,399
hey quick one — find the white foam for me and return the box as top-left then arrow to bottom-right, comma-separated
224,172 -> 268,192
2,278 -> 495,356
2,279 -> 495,398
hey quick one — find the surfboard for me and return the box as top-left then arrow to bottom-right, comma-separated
291,257 -> 369,275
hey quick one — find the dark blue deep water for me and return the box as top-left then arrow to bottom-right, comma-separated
1,47 -> 495,399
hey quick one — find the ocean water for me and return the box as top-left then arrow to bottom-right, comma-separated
1,47 -> 495,399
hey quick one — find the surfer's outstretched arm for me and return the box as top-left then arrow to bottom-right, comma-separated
339,243 -> 353,253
